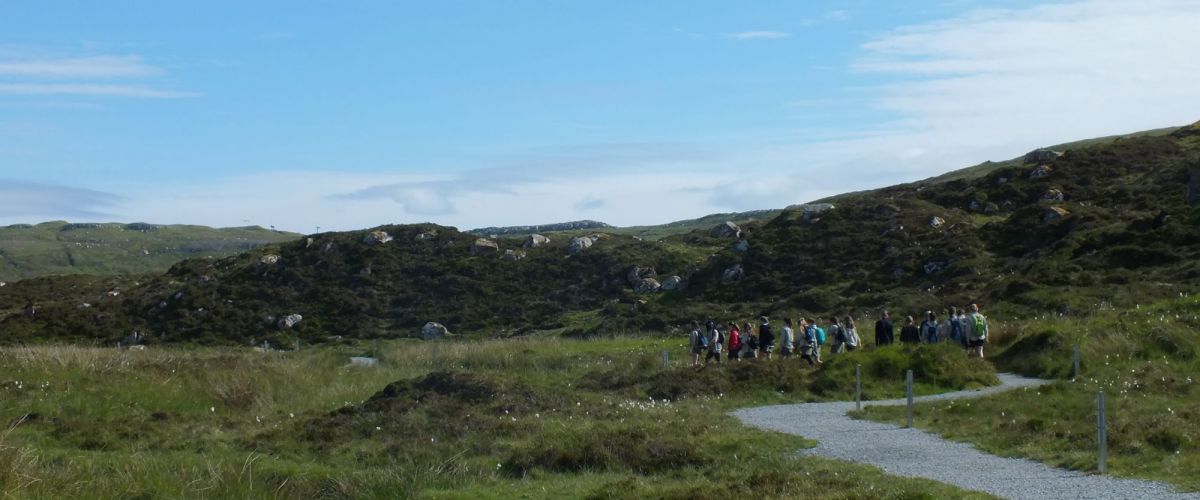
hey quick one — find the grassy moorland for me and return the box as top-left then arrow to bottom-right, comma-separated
855,296 -> 1200,491
0,337 -> 996,498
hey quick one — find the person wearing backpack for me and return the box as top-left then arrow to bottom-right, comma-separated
727,322 -> 742,362
797,319 -> 818,366
803,319 -> 823,365
938,308 -> 954,345
956,307 -> 971,350
705,321 -> 724,366
875,311 -> 894,346
810,317 -> 826,363
966,303 -> 989,359
780,318 -> 795,358
828,316 -> 846,354
921,311 -> 940,344
758,316 -> 775,360
690,321 -> 707,367
843,315 -> 860,351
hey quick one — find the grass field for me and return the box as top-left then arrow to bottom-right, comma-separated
0,336 -> 998,498
854,296 -> 1200,492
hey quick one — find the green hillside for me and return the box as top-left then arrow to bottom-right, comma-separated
0,221 -> 300,283
4,121 -> 1200,345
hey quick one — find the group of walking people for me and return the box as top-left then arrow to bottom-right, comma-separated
689,304 -> 989,368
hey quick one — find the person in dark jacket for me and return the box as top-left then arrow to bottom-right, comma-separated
758,316 -> 775,360
875,311 -> 895,346
899,315 -> 921,344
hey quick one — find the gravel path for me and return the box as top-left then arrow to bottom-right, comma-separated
732,373 -> 1200,499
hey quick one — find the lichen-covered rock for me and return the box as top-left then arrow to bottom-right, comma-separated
415,231 -> 438,241
929,216 -> 945,228
470,238 -> 500,255
523,234 -> 550,248
260,254 -> 281,265
1023,148 -> 1061,164
661,275 -> 683,291
1041,188 -> 1065,202
501,249 -> 526,261
421,322 -> 449,340
567,236 -> 595,254
363,230 -> 393,245
625,266 -> 657,287
1030,165 -> 1053,180
709,221 -> 742,239
278,314 -> 303,329
634,278 -> 662,294
721,265 -> 744,284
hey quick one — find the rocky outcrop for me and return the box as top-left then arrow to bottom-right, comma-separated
734,239 -> 750,253
710,221 -> 742,239
260,254 -> 281,265
790,203 -> 835,222
634,278 -> 662,294
470,238 -> 500,255
567,236 -> 595,254
415,230 -> 438,241
1024,148 -> 1062,164
1041,188 -> 1065,202
469,220 -> 612,236
277,314 -> 303,329
421,322 -> 449,340
661,275 -> 683,291
501,249 -> 526,261
722,264 -> 744,284
523,234 -> 551,248
1042,206 -> 1070,223
1029,165 -> 1053,180
625,266 -> 657,287
929,216 -> 945,228
363,230 -> 393,245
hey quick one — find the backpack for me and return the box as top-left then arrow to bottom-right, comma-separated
924,322 -> 937,339
846,327 -> 860,347
832,325 -> 846,343
695,331 -> 708,349
950,318 -> 963,339
815,327 -> 826,345
971,314 -> 987,338
717,329 -> 725,345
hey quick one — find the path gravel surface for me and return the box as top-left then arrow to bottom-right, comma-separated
732,373 -> 1200,499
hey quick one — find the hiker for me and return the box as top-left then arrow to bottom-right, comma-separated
921,311 -> 940,344
875,311 -> 895,346
955,307 -> 971,349
966,304 -> 989,358
690,321 -> 707,367
843,315 -> 860,351
828,316 -> 846,354
705,320 -> 724,366
809,317 -> 825,363
780,318 -> 795,358
743,321 -> 759,359
798,319 -> 818,366
900,315 -> 921,344
758,316 -> 775,360
803,319 -> 823,365
727,322 -> 742,361
938,308 -> 956,345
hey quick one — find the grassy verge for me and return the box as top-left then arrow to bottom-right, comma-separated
853,297 -> 1200,491
1,337 -> 997,498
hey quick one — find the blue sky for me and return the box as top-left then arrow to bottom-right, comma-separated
2,0 -> 1199,232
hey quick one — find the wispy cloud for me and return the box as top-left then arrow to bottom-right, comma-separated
0,83 -> 198,98
0,55 -> 158,78
0,180 -> 119,218
730,31 -> 792,40
0,48 -> 195,99
574,197 -> 606,211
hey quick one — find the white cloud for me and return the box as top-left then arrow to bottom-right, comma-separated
0,83 -> 198,98
0,55 -> 158,78
0,180 -> 119,218
730,31 -> 792,40
0,48 -> 195,99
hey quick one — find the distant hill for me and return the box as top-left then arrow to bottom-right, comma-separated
5,121 -> 1200,344
468,220 -> 612,236
609,209 -> 781,241
0,221 -> 300,283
